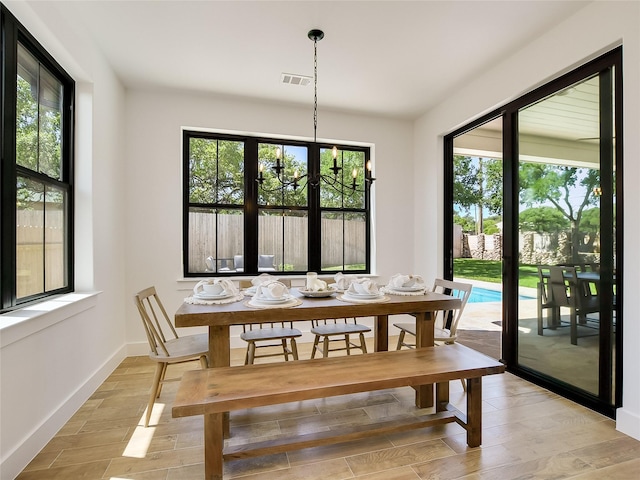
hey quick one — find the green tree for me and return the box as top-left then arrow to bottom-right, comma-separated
454,155 -> 502,234
519,206 -> 570,234
519,164 -> 599,262
454,212 -> 476,233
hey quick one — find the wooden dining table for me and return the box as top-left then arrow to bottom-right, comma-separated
175,289 -> 461,409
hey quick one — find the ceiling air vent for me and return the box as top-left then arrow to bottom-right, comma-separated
281,73 -> 312,86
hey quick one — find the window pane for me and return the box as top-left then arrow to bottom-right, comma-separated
44,185 -> 67,291
258,209 -> 308,272
258,143 -> 308,207
38,66 -> 63,180
16,45 -> 39,172
319,148 -> 365,208
342,151 -> 366,209
16,176 -> 45,298
189,138 -> 244,205
188,207 -> 243,273
321,211 -> 366,271
16,44 -> 63,180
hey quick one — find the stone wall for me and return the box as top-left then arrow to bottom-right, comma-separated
457,229 -> 600,265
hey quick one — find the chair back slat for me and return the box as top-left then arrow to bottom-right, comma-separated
431,279 -> 473,339
135,286 -> 179,357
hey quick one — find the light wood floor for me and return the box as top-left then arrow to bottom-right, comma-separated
17,338 -> 640,479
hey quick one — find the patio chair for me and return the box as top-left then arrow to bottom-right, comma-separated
540,265 -> 600,345
239,279 -> 302,364
134,286 -> 209,427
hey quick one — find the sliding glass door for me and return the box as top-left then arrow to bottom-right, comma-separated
444,47 -> 622,416
516,71 -> 618,405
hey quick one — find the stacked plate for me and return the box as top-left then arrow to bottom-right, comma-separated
193,291 -> 234,301
342,291 -> 384,301
298,287 -> 337,298
388,284 -> 426,293
249,294 -> 294,306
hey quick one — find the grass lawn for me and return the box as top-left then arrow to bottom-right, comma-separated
454,258 -> 539,289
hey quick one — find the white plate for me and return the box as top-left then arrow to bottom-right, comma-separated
194,292 -> 232,300
252,294 -> 292,304
343,291 -> 383,300
298,287 -> 337,298
390,285 -> 426,292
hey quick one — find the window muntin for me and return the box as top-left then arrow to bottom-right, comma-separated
2,5 -> 75,312
183,132 -> 371,276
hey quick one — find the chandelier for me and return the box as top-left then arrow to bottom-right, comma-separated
256,29 -> 375,193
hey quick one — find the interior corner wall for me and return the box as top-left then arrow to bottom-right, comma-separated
122,88 -> 415,348
0,2 -> 129,478
413,1 -> 640,440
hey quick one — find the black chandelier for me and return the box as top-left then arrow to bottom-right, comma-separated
256,29 -> 375,193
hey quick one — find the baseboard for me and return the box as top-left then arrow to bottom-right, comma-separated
616,407 -> 640,441
0,345 -> 128,480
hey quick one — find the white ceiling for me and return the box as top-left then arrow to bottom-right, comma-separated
45,0 -> 591,120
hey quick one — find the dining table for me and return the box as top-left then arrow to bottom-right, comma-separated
175,287 -> 462,410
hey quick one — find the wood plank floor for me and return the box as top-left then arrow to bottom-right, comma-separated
16,338 -> 640,479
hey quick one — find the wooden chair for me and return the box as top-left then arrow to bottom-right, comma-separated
134,286 -> 209,427
310,318 -> 371,358
393,279 -> 472,388
239,279 -> 302,364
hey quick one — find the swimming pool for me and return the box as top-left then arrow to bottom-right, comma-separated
468,287 -> 533,303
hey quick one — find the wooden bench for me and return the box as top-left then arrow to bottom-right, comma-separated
172,344 -> 505,480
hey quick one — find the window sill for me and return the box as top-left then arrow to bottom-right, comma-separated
0,292 -> 100,348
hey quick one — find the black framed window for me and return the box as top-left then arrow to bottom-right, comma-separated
1,5 -> 75,312
183,131 -> 371,276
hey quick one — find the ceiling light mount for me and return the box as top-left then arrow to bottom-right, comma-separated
307,29 -> 325,42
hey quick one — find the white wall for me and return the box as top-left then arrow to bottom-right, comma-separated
123,88 -> 414,349
0,2 -> 128,478
414,1 -> 640,440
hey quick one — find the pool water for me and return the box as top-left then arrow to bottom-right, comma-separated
468,287 -> 533,303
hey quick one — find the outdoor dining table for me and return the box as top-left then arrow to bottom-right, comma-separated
174,288 -> 461,409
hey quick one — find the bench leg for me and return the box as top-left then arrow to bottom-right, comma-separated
204,413 -> 224,480
466,377 -> 482,447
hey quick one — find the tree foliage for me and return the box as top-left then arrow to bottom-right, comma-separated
519,206 -> 569,234
519,163 -> 599,260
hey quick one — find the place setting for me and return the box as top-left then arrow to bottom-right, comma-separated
297,272 -> 337,298
338,278 -> 390,304
381,273 -> 428,296
186,278 -> 244,305
242,273 -> 278,296
246,280 -> 302,309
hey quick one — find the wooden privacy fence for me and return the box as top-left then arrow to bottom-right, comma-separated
16,209 -> 65,297
188,212 -> 366,273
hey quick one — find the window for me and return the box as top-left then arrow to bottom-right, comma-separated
1,6 -> 75,312
183,131 -> 372,276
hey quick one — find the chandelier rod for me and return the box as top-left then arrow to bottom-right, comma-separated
308,29 -> 324,144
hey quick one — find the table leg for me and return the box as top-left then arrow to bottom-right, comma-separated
414,312 -> 434,408
374,314 -> 389,352
204,413 -> 224,480
466,377 -> 482,447
209,326 -> 231,438
208,325 -> 230,368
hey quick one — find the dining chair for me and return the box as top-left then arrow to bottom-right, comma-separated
393,278 -> 472,388
134,286 -> 209,427
238,279 -> 302,364
310,318 -> 371,358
